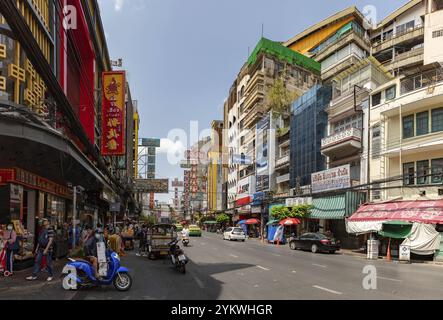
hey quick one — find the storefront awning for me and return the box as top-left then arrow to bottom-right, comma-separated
308,195 -> 346,220
349,200 -> 443,224
378,221 -> 413,239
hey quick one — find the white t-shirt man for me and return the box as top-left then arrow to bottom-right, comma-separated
182,228 -> 190,238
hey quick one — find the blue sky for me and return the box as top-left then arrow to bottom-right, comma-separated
98,0 -> 407,202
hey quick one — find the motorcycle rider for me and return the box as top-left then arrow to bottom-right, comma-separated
181,226 -> 190,245
83,226 -> 102,280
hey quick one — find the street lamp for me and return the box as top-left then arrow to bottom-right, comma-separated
72,185 -> 85,250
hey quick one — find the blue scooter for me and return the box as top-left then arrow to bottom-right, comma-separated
62,249 -> 132,291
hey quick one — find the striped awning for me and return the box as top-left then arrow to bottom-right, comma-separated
308,195 -> 346,220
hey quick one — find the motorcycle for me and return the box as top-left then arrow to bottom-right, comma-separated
169,239 -> 188,274
61,248 -> 132,291
182,237 -> 189,247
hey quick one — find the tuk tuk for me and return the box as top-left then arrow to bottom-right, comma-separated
146,224 -> 178,260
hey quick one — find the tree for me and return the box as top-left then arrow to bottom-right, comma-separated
265,70 -> 298,119
216,213 -> 230,225
271,204 -> 312,221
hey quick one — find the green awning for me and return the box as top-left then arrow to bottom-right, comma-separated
266,219 -> 279,226
378,223 -> 412,239
308,195 -> 346,219
382,220 -> 413,226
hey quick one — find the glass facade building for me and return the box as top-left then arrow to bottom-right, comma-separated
290,84 -> 332,188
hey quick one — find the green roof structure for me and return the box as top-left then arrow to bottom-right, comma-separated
247,37 -> 321,75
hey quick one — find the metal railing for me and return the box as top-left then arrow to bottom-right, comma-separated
321,127 -> 362,149
400,68 -> 443,95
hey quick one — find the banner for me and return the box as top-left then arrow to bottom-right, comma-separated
311,165 -> 351,194
101,71 -> 126,156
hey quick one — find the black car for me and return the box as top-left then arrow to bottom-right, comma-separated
288,233 -> 340,254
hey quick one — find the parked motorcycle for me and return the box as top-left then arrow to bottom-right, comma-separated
169,239 -> 188,274
61,249 -> 132,291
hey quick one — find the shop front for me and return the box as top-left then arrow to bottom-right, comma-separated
348,200 -> 443,260
0,168 -> 72,269
306,191 -> 366,249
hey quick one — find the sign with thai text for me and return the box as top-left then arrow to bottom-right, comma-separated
311,165 -> 351,194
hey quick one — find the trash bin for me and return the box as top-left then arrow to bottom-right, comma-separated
367,239 -> 380,260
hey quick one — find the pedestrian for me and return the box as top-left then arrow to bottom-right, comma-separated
26,219 -> 55,282
2,223 -> 19,277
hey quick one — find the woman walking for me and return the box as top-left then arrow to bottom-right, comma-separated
2,224 -> 18,277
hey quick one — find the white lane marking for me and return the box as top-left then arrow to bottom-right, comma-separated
292,270 -> 297,273
272,254 -> 281,257
312,263 -> 328,268
254,284 -> 259,288
378,276 -> 403,282
200,243 -> 206,245
313,285 -> 343,295
257,265 -> 271,271
230,254 -> 239,258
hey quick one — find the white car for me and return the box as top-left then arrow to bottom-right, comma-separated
223,227 -> 247,241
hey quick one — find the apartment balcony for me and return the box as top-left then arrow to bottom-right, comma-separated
327,86 -> 369,123
381,68 -> 443,117
316,30 -> 371,62
276,173 -> 290,184
372,26 -> 424,55
382,47 -> 424,72
243,81 -> 265,112
321,128 -> 362,159
275,154 -> 290,169
243,103 -> 267,129
321,55 -> 362,81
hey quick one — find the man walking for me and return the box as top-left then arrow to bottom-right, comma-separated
26,219 -> 55,282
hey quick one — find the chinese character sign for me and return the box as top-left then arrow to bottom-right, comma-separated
101,71 -> 126,156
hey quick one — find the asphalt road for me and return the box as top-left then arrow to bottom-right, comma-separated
2,231 -> 443,300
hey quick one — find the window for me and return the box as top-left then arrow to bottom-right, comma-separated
432,107 -> 443,132
417,160 -> 429,185
416,111 -> 429,136
385,86 -> 396,101
372,92 -> 381,106
432,158 -> 443,184
402,115 -> 414,138
433,29 -> 443,38
396,20 -> 415,35
372,125 -> 381,159
403,162 -> 415,185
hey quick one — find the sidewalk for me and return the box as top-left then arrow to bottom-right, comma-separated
247,236 -> 443,267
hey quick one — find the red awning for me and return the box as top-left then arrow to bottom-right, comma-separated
236,196 -> 251,206
348,200 -> 443,224
279,218 -> 301,226
245,218 -> 260,225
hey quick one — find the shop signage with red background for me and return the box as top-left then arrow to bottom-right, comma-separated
236,196 -> 252,207
0,168 -> 71,198
101,71 -> 126,156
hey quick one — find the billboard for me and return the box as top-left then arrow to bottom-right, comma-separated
134,179 -> 169,193
311,165 -> 351,194
101,71 -> 126,156
172,179 -> 184,187
142,138 -> 161,147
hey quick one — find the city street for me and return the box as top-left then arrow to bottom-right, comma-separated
2,232 -> 443,300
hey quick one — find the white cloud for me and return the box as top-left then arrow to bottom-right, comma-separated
114,0 -> 124,11
157,138 -> 185,155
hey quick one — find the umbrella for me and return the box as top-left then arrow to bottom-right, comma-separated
279,218 -> 301,226
237,220 -> 246,225
245,218 -> 260,225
